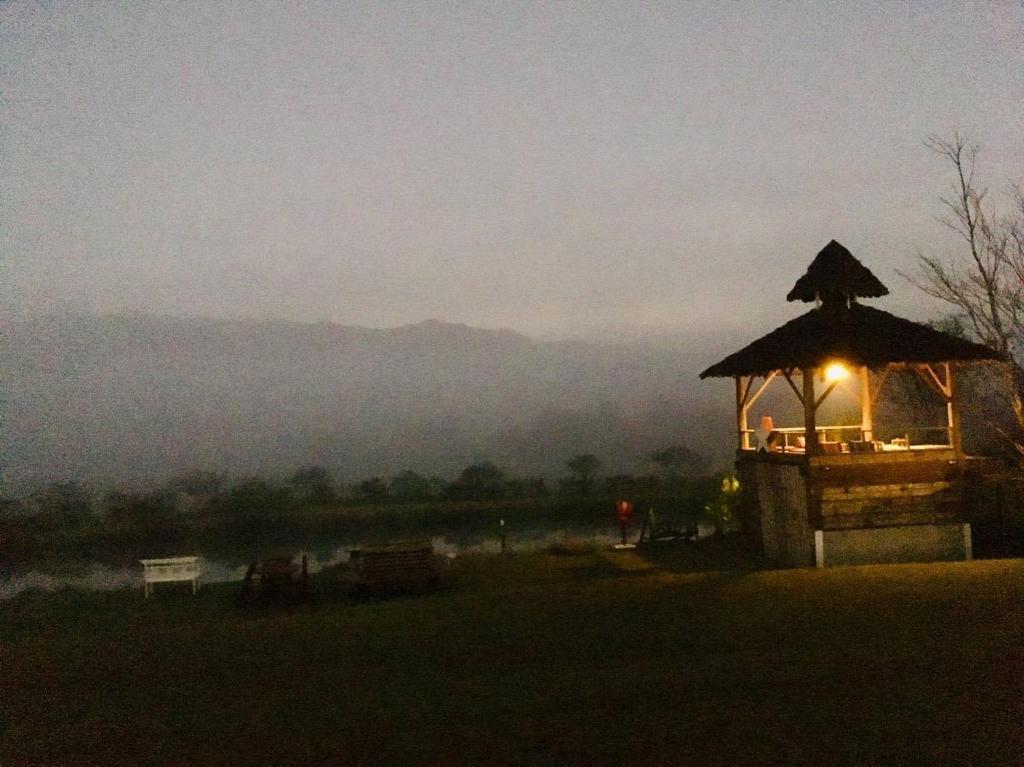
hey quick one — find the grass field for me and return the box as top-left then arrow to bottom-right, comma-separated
2,541 -> 1022,766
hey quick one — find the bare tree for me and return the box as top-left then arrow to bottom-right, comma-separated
903,132 -> 1024,451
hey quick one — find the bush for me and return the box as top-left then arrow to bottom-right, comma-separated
544,537 -> 599,556
103,489 -> 178,535
210,478 -> 293,520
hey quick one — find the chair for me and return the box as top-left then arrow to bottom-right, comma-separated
241,554 -> 309,602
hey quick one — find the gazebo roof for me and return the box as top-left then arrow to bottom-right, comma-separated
700,303 -> 1001,378
786,240 -> 889,303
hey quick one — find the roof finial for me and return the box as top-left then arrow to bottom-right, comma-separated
787,241 -> 889,304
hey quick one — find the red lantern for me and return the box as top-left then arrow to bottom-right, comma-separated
615,499 -> 634,546
615,499 -> 634,523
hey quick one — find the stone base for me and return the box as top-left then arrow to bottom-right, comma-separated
816,524 -> 971,567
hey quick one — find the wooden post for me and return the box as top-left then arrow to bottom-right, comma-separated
859,366 -> 873,442
946,363 -> 963,458
802,368 -> 819,456
736,376 -> 749,450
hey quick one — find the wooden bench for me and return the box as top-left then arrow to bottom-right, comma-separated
140,556 -> 201,598
349,541 -> 440,593
638,513 -> 700,544
651,520 -> 699,543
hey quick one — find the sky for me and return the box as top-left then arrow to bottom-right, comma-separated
2,1 -> 1023,339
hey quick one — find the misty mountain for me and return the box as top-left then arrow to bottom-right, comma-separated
1,314 -> 735,494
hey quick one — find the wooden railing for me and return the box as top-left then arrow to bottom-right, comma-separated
740,425 -> 953,454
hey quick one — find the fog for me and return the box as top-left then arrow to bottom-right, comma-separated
3,3 -> 1023,490
1,314 -> 739,492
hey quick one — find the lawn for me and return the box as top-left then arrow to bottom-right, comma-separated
2,542 -> 1022,766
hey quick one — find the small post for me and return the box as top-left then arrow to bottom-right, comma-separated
736,376 -> 750,450
1001,483 -> 1010,555
499,518 -> 507,554
613,500 -> 636,549
802,368 -> 819,456
814,530 -> 824,568
639,508 -> 655,543
962,523 -> 973,561
859,366 -> 873,442
946,363 -> 963,459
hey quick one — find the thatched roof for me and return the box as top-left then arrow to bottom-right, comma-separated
700,303 -> 1001,378
787,240 -> 889,303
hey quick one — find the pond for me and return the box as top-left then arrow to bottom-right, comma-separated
0,523 -> 717,600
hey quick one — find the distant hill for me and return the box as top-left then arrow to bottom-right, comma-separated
1,314 -> 735,494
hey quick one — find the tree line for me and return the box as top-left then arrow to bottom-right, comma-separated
3,444 -> 716,525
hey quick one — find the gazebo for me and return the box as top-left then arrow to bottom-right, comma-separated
701,240 -> 1001,567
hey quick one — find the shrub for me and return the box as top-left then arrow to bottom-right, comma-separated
544,537 -> 599,556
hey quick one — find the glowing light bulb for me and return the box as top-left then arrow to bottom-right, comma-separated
824,362 -> 850,383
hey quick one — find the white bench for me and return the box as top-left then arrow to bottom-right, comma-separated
140,557 -> 202,597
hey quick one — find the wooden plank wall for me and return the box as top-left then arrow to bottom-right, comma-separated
754,460 -> 814,567
809,456 -> 963,531
734,459 -> 762,551
810,455 -> 959,487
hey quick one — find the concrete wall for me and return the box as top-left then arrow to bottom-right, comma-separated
819,524 -> 971,566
